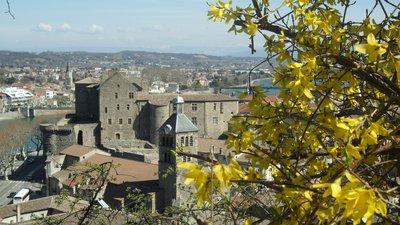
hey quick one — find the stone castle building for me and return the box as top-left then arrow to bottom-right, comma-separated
73,72 -> 238,153
41,72 -> 241,212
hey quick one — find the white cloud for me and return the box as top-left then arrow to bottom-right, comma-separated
89,24 -> 104,33
60,23 -> 72,31
37,23 -> 53,32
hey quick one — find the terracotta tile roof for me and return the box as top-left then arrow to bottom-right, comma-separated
239,103 -> 250,113
239,94 -> 281,113
61,154 -> 158,187
0,196 -> 88,220
137,93 -> 238,106
60,145 -> 92,157
241,94 -> 280,103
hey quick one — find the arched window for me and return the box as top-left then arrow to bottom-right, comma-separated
189,136 -> 193,146
164,152 -> 168,162
117,104 -> 120,110
116,133 -> 121,139
77,130 -> 83,145
185,136 -> 189,147
181,137 -> 184,144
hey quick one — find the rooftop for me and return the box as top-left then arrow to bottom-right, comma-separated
74,77 -> 100,84
137,93 -> 238,106
60,153 -> 158,187
0,196 -> 88,220
160,113 -> 198,134
60,145 -> 92,158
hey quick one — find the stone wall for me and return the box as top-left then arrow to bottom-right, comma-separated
75,83 -> 99,121
73,123 -> 99,147
175,101 -> 237,139
99,74 -> 140,147
149,104 -> 169,145
40,124 -> 75,155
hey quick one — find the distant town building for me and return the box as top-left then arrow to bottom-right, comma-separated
0,92 -> 11,113
0,87 -> 34,108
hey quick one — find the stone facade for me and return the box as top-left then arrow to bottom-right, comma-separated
73,77 -> 99,121
158,97 -> 199,210
73,123 -> 100,147
74,72 -> 238,150
40,124 -> 75,155
99,74 -> 142,146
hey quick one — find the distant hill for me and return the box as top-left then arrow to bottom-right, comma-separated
0,50 -> 271,69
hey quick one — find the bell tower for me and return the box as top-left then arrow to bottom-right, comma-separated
157,96 -> 198,210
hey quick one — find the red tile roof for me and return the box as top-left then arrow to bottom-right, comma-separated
60,145 -> 92,157
239,94 -> 281,113
62,153 -> 158,187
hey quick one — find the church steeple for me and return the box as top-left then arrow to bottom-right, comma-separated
158,96 -> 199,210
66,61 -> 70,73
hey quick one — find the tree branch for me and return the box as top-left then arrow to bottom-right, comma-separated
4,0 -> 14,19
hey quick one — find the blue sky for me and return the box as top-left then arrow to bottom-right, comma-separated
0,0 -> 254,56
0,0 -> 384,56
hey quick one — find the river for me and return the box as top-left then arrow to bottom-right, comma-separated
220,78 -> 279,97
0,113 -> 66,153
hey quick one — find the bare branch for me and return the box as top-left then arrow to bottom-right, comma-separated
4,0 -> 15,19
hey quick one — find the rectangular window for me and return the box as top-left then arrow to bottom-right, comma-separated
191,117 -> 197,125
213,103 -> 217,110
213,117 -> 218,124
119,118 -> 123,124
192,103 -> 198,111
129,92 -> 134,99
108,119 -> 112,124
220,103 -> 223,114
127,104 -> 130,110
115,93 -> 118,99
128,118 -> 132,124
105,107 -> 108,113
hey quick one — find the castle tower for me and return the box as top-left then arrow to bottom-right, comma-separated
40,124 -> 75,156
157,96 -> 198,210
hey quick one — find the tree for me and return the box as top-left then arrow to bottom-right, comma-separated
178,0 -> 400,224
0,116 -> 57,180
30,126 -> 43,157
0,120 -> 34,179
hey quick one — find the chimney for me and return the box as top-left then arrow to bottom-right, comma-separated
16,204 -> 21,223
